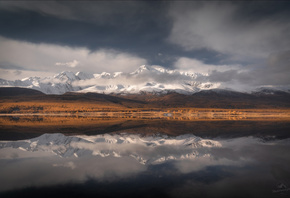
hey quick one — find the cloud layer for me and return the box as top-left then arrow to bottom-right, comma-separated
199,50 -> 290,88
174,57 -> 241,74
168,2 -> 290,61
56,60 -> 79,68
0,2 -> 289,90
0,36 -> 147,79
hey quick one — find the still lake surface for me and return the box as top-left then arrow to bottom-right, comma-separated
0,115 -> 290,198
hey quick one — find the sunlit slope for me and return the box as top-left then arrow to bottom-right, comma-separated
1,87 -> 290,114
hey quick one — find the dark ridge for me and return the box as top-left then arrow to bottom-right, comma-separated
62,92 -> 147,104
0,87 -> 290,109
252,88 -> 290,96
117,89 -> 290,108
192,89 -> 253,98
0,87 -> 45,97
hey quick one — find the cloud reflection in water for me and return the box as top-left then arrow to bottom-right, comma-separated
0,133 -> 290,197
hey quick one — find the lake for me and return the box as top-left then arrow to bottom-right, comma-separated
0,115 -> 290,198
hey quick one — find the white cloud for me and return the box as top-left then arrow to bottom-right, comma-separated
168,2 -> 290,61
72,70 -> 194,88
174,57 -> 241,74
55,60 -> 79,68
0,68 -> 56,81
0,36 -> 147,76
52,161 -> 76,170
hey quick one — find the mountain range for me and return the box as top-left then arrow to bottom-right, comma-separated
0,133 -> 222,165
1,65 -> 290,111
3,65 -> 287,95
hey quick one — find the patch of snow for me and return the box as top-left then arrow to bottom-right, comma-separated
3,65 -> 287,95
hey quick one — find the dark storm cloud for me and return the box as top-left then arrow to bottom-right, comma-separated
0,62 -> 27,70
0,1 -> 290,89
0,1 -> 178,66
198,50 -> 290,87
0,1 -> 228,67
168,1 -> 290,62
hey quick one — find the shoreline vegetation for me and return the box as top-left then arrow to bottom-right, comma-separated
1,88 -> 290,139
1,108 -> 290,121
1,114 -> 290,141
1,99 -> 290,121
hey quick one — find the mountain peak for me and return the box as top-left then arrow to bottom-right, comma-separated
54,71 -> 77,81
75,71 -> 94,80
133,65 -> 180,75
59,71 -> 75,75
3,67 -> 288,95
252,87 -> 290,95
131,65 -> 154,75
139,65 -> 148,70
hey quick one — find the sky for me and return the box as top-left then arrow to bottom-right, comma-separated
0,1 -> 289,89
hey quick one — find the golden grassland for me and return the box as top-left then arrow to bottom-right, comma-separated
1,91 -> 290,139
0,101 -> 124,113
0,99 -> 290,130
1,100 -> 290,113
1,97 -> 289,138
1,108 -> 290,122
1,115 -> 290,139
1,113 -> 290,128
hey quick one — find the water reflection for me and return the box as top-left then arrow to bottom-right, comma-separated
0,133 -> 290,197
1,115 -> 290,140
0,133 -> 222,164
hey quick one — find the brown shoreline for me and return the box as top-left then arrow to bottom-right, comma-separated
1,108 -> 290,120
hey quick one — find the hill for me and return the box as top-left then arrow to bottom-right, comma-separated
0,87 -> 45,97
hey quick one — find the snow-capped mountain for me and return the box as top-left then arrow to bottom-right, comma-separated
1,65 -> 289,95
251,86 -> 290,95
0,71 -> 83,94
0,133 -> 221,165
0,65 -> 218,94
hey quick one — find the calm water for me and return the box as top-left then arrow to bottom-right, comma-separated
0,116 -> 290,198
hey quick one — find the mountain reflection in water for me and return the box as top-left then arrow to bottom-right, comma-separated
0,133 -> 290,198
1,115 -> 290,140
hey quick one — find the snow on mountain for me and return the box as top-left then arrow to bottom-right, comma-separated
0,71 -> 84,94
194,88 -> 253,97
0,65 -> 220,94
251,86 -> 290,95
3,65 -> 288,95
0,133 -> 222,165
130,65 -> 186,76
54,71 -> 77,82
75,71 -> 94,80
